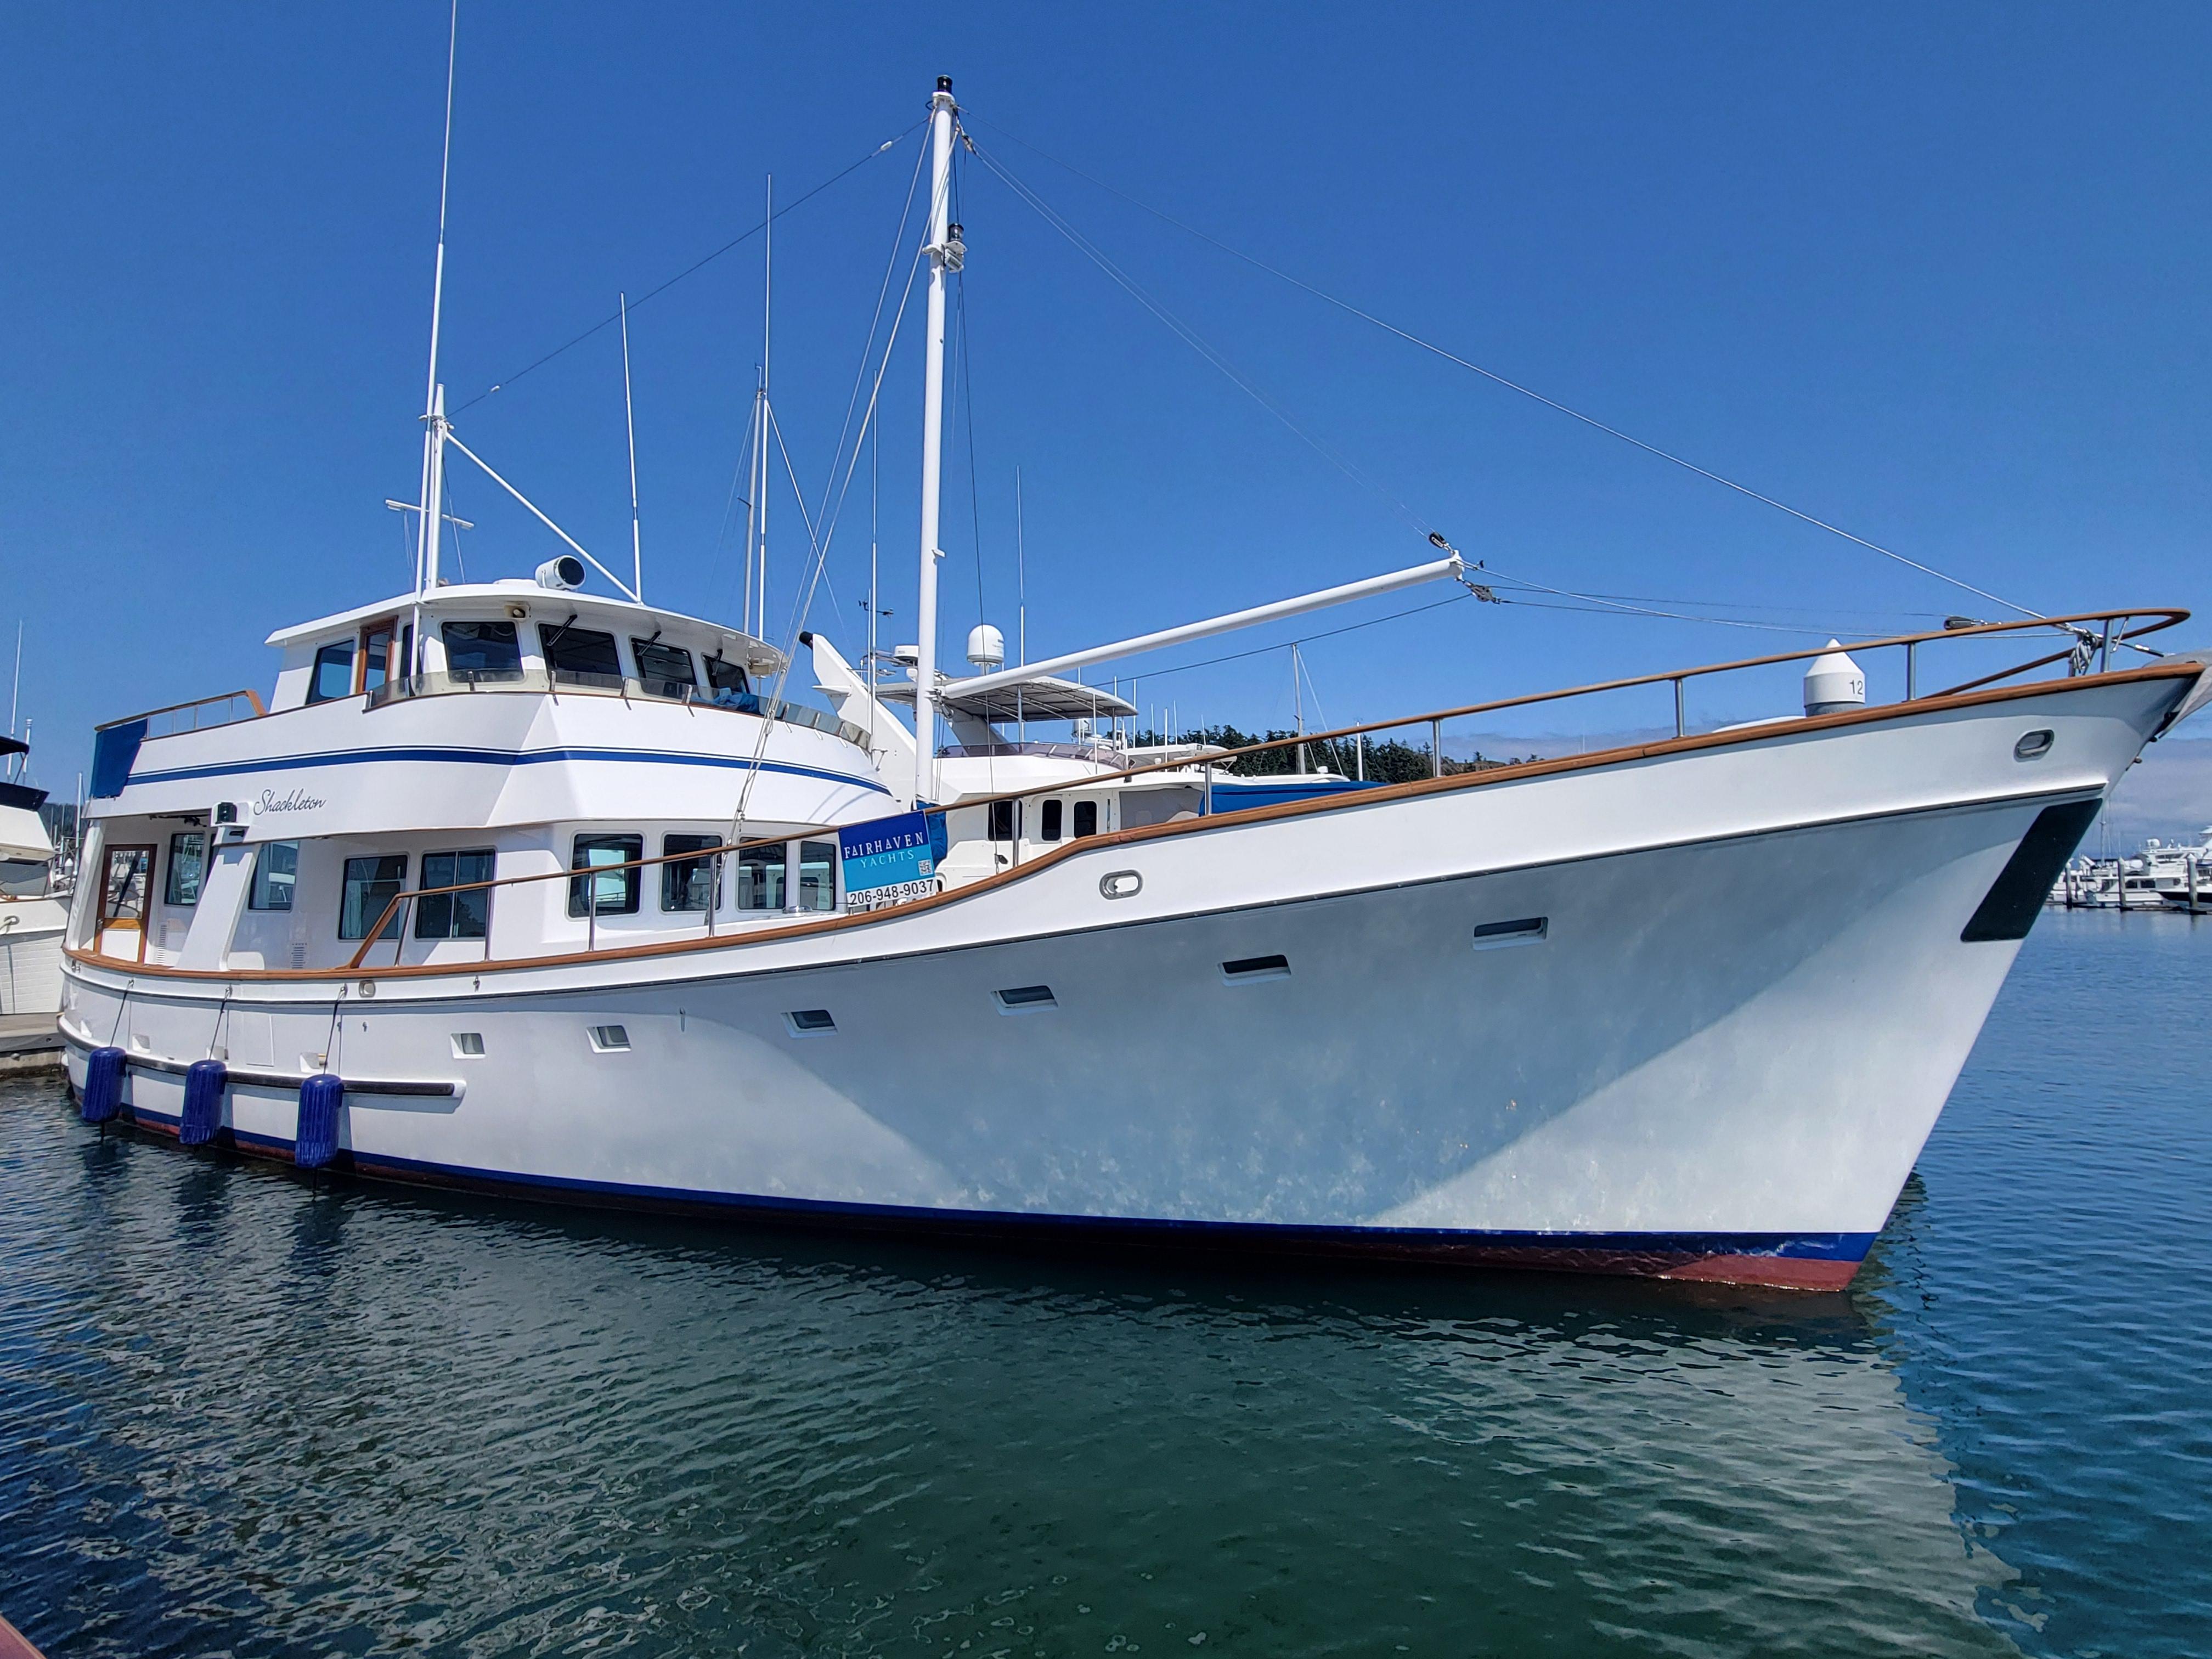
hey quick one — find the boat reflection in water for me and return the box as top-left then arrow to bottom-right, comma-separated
4,1084 -> 2016,1658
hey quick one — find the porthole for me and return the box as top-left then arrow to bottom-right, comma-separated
785,1008 -> 837,1035
995,984 -> 1057,1013
588,1024 -> 631,1052
450,1032 -> 485,1058
2015,729 -> 2055,761
1099,870 -> 1143,900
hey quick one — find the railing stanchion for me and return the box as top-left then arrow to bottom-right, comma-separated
1674,678 -> 1685,738
2101,619 -> 2114,675
1430,719 -> 1442,779
1204,760 -> 1214,815
1905,641 -> 1916,701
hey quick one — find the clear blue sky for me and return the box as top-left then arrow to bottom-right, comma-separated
4,3 -> 2209,799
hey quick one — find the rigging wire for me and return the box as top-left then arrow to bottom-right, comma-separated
962,115 -> 2045,623
963,134 -> 1429,537
453,123 -> 921,415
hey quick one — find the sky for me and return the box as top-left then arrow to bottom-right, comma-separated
3,3 -> 2208,832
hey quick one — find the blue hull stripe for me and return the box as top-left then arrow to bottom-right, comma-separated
118,1103 -> 1874,1267
122,744 -> 891,796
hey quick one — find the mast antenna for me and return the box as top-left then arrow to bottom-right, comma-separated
619,291 -> 642,603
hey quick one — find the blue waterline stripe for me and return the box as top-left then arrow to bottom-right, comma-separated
122,745 -> 892,796
114,1099 -> 1873,1263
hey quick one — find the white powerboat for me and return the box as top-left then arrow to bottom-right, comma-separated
57,73 -> 2212,1290
1,736 -> 68,1022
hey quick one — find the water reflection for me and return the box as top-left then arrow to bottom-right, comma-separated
3,1081 -> 2017,1658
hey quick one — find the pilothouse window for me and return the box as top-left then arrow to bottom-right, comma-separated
704,654 -> 758,711
443,621 -> 523,680
1073,800 -> 1098,837
308,641 -> 354,703
632,639 -> 697,697
539,624 -> 622,686
1040,800 -> 1063,842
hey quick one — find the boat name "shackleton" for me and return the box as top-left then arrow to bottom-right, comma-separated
256,787 -> 329,815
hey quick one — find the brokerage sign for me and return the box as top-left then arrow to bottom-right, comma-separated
839,810 -> 949,913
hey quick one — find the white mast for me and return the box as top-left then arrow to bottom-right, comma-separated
619,291 -> 642,603
912,75 -> 959,804
412,0 -> 460,672
758,173 -> 772,637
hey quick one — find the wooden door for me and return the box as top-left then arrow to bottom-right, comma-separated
98,844 -> 154,963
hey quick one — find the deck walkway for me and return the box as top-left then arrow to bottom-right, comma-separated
0,1010 -> 63,1074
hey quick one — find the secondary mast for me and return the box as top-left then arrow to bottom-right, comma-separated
911,75 -> 960,804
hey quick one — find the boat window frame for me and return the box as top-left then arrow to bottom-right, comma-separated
99,843 -> 155,961
1039,799 -> 1064,842
355,616 -> 410,696
539,620 -> 624,686
248,841 -> 298,911
631,637 -> 699,697
338,853 -> 409,941
1073,800 -> 1099,838
660,833 -> 723,913
568,833 -> 644,918
163,830 -> 207,907
735,842 -> 787,913
442,619 -> 525,681
415,847 -> 496,940
796,839 -> 839,913
307,639 -> 356,704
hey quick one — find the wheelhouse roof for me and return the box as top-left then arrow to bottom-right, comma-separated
264,583 -> 785,670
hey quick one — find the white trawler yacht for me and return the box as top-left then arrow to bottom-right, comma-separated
59,72 -> 2212,1289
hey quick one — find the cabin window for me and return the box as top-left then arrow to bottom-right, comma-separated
797,840 -> 838,912
632,639 -> 698,697
989,800 -> 1017,842
737,844 -> 787,911
568,834 -> 642,917
307,641 -> 354,703
1040,799 -> 1063,842
339,854 -> 408,940
249,842 -> 297,910
163,832 -> 207,906
539,624 -> 622,686
1073,800 -> 1098,837
444,621 -> 523,680
661,833 -> 722,912
416,848 -> 495,939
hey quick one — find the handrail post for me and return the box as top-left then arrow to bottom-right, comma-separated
1674,678 -> 1685,738
392,895 -> 411,967
1905,640 -> 1916,701
2100,619 -> 2113,675
1430,719 -> 1442,778
1203,759 -> 1214,815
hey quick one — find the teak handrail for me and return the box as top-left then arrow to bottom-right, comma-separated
95,688 -> 267,732
329,607 -> 2188,971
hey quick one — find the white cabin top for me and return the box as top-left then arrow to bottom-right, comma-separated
262,583 -> 786,714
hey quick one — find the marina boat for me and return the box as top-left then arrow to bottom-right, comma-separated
2049,828 -> 2212,910
57,73 -> 2212,1290
0,736 -> 69,1025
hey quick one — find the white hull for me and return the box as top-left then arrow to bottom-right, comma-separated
60,671 -> 2188,1289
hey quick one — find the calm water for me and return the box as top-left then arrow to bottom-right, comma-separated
3,911 -> 2208,1658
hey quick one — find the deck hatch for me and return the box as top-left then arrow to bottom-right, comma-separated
1961,798 -> 2102,943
